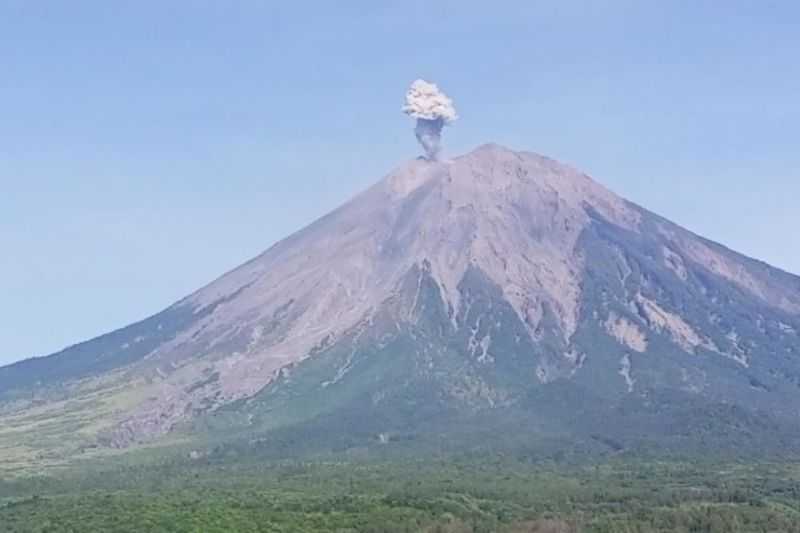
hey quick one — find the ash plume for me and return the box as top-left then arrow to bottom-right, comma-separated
402,79 -> 458,160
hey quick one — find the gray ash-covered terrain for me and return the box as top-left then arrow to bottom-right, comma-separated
2,144 -> 800,470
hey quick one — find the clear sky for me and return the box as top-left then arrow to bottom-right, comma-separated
2,1 -> 799,366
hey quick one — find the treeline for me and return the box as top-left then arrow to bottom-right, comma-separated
1,459 -> 799,532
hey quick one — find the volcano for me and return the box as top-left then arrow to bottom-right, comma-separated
2,144 -> 800,467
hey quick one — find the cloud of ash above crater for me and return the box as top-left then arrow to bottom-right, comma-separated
402,79 -> 458,160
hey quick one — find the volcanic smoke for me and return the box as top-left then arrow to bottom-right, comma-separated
402,79 -> 458,160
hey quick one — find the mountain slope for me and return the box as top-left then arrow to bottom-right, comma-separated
2,144 -> 800,468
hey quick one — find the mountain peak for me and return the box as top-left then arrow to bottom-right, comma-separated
102,145 -> 650,440
2,144 -> 799,461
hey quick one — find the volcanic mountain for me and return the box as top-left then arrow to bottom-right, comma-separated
2,144 -> 800,467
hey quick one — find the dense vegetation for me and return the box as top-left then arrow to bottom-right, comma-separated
2,458 -> 800,532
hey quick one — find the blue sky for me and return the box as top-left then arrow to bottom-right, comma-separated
2,1 -> 799,365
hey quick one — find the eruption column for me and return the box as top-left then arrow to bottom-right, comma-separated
402,79 -> 457,160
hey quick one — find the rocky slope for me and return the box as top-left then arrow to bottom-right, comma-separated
2,144 -> 799,466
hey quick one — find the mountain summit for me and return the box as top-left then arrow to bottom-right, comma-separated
2,144 -> 800,466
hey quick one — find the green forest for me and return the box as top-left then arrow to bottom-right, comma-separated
2,458 -> 800,532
